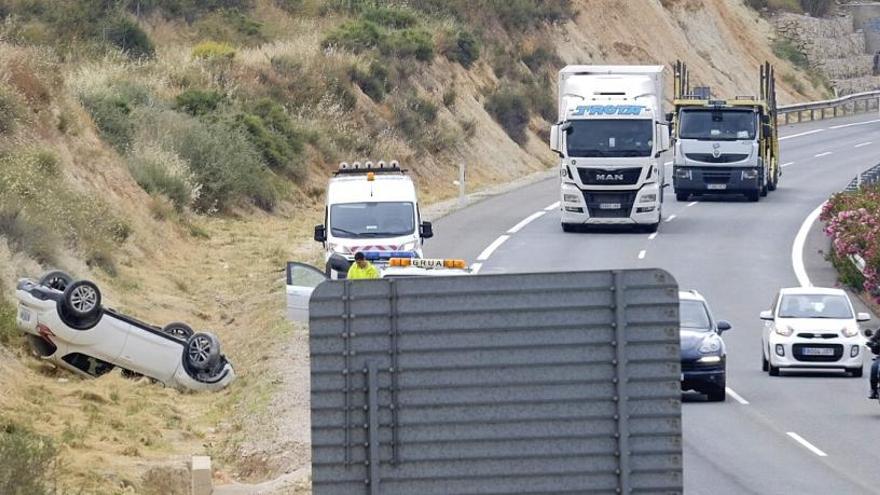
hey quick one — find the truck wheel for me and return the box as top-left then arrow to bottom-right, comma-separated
768,168 -> 779,191
760,183 -> 768,197
643,221 -> 659,233
186,332 -> 221,371
746,190 -> 760,202
675,192 -> 689,202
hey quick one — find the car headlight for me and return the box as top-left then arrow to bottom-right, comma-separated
563,193 -> 580,203
842,326 -> 859,338
775,325 -> 793,337
699,336 -> 721,354
697,355 -> 722,364
640,193 -> 657,203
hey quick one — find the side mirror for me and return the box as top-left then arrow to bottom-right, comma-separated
761,114 -> 771,126
549,124 -> 562,155
420,221 -> 434,239
865,329 -> 874,338
760,310 -> 774,321
717,320 -> 732,333
658,122 -> 671,152
665,112 -> 674,123
858,312 -> 872,322
314,224 -> 326,243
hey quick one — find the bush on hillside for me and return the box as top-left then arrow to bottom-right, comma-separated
192,41 -> 236,60
380,28 -> 434,61
772,39 -> 808,69
521,44 -> 562,73
175,88 -> 224,115
485,86 -> 530,144
104,15 -> 155,59
0,85 -> 23,136
0,422 -> 57,495
362,6 -> 418,28
195,9 -> 265,45
234,101 -> 306,180
127,144 -> 199,211
440,29 -> 480,69
394,93 -> 439,145
348,61 -> 390,101
128,0 -> 254,20
0,296 -> 18,345
322,20 -> 384,53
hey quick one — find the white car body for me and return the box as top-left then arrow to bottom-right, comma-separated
761,287 -> 871,375
15,279 -> 235,391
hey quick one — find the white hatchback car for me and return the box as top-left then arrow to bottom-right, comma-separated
15,272 -> 235,391
760,287 -> 871,377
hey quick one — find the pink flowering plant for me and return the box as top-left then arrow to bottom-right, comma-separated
821,185 -> 880,298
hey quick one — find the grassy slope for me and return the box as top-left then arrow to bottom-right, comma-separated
0,0 -> 827,493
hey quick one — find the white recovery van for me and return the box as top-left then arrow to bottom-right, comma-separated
550,66 -> 671,232
313,161 -> 433,278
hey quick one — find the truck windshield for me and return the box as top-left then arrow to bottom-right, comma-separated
330,202 -> 415,238
678,109 -> 756,141
680,300 -> 712,331
566,120 -> 653,157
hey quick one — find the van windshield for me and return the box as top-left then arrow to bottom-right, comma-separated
330,202 -> 415,238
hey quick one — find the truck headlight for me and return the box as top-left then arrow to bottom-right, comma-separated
741,169 -> 758,180
675,168 -> 691,179
563,193 -> 580,203
775,325 -> 793,337
640,193 -> 657,203
699,337 -> 721,354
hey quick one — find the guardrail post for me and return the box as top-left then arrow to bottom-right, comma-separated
458,162 -> 466,207
834,105 -> 838,118
785,112 -> 790,125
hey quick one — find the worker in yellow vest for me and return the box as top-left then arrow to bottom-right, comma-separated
347,252 -> 380,280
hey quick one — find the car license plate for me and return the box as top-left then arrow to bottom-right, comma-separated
707,184 -> 727,190
599,203 -> 621,210
802,347 -> 835,356
18,308 -> 30,322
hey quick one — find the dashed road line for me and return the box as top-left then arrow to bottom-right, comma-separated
638,250 -> 646,260
781,162 -> 794,168
648,232 -> 658,241
665,214 -> 677,223
687,201 -> 698,207
725,387 -> 750,405
470,262 -> 482,274
792,202 -> 825,287
477,235 -> 510,261
544,201 -> 560,211
829,118 -> 880,129
507,211 -> 546,234
779,129 -> 824,141
787,432 -> 828,457
855,141 -> 872,148
814,151 -> 832,158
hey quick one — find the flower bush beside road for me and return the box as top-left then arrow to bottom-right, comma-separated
821,184 -> 880,298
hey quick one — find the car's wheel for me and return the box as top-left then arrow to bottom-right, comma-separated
161,322 -> 194,340
62,280 -> 102,320
706,385 -> 726,402
562,223 -> 578,233
675,192 -> 688,202
769,363 -> 780,376
762,350 -> 769,372
39,270 -> 73,291
848,367 -> 864,378
186,332 -> 221,371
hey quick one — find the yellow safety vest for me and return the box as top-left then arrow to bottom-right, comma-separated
347,262 -> 380,280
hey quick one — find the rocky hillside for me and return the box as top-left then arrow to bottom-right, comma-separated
0,0 -> 830,493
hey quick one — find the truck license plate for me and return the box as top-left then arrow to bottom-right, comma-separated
707,184 -> 727,190
18,308 -> 30,322
599,203 -> 621,210
802,347 -> 835,356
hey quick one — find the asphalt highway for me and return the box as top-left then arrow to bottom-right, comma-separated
426,114 -> 880,494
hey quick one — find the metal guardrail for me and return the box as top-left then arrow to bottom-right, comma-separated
778,90 -> 880,124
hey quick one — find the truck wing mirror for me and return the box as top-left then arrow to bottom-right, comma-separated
665,112 -> 674,123
314,224 -> 326,243
420,221 -> 434,239
549,125 -> 562,156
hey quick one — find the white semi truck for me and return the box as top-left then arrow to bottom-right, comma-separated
550,66 -> 671,232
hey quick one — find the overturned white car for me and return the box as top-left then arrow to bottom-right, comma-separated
15,271 -> 235,392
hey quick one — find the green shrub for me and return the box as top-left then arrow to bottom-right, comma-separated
175,88 -> 224,115
348,61 -> 389,101
773,39 -> 808,69
127,145 -> 197,211
0,85 -> 23,136
192,40 -> 236,60
829,249 -> 865,291
273,0 -> 304,13
521,44 -> 562,73
485,86 -> 530,144
440,30 -> 480,69
394,93 -> 439,145
380,28 -> 434,61
322,20 -> 384,53
0,296 -> 17,346
195,9 -> 265,45
104,15 -> 155,59
234,99 -> 307,180
490,0 -> 576,29
782,73 -> 806,96
80,92 -> 135,151
0,203 -> 59,265
362,6 -> 418,28
0,422 -> 57,495
442,88 -> 457,107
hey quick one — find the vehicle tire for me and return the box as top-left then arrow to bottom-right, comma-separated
849,367 -> 864,378
769,363 -> 780,376
39,270 -> 73,291
562,223 -> 577,233
675,192 -> 689,202
62,280 -> 102,321
746,190 -> 760,202
161,322 -> 194,340
706,385 -> 726,402
643,221 -> 660,233
768,168 -> 778,191
186,332 -> 221,371
762,350 -> 769,372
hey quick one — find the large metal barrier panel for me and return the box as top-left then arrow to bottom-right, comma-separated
309,269 -> 683,495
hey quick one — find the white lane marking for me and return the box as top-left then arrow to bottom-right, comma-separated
507,211 -> 546,234
665,214 -> 677,223
687,201 -> 698,207
470,262 -> 482,274
477,235 -> 510,261
725,387 -> 750,405
664,160 -> 673,166
648,232 -> 658,240
855,141 -> 872,148
638,250 -> 646,260
829,118 -> 880,129
787,432 -> 828,457
814,151 -> 832,158
792,202 -> 826,287
779,129 -> 824,141
781,162 -> 794,168
544,201 -> 560,211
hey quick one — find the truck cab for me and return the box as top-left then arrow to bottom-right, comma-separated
550,66 -> 671,233
313,161 -> 433,278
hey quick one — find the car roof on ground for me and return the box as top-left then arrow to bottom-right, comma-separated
779,287 -> 848,296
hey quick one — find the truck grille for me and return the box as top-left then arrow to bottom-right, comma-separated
685,153 -> 749,164
583,191 -> 636,218
578,167 -> 642,186
792,343 -> 843,362
701,168 -> 734,184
